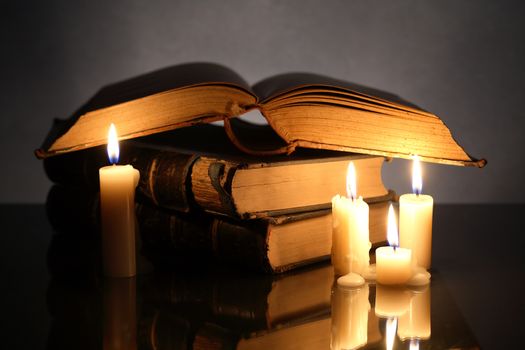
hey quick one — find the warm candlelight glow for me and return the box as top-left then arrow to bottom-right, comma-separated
409,339 -> 420,350
387,204 -> 399,247
107,123 -> 119,164
100,121 -> 140,277
386,317 -> 397,350
400,154 -> 433,269
346,161 -> 357,201
332,160 -> 370,277
377,204 -> 412,285
412,155 -> 422,195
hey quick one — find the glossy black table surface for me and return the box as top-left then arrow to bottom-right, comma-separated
0,204 -> 523,349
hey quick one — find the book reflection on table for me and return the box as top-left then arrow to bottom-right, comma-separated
45,217 -> 480,350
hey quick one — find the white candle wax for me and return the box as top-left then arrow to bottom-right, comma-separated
100,123 -> 140,277
400,155 -> 433,269
376,204 -> 413,285
331,284 -> 369,350
399,194 -> 433,269
332,195 -> 370,276
331,162 -> 370,276
100,165 -> 140,277
376,246 -> 412,285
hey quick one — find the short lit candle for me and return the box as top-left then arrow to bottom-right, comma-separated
99,124 -> 140,277
400,156 -> 434,269
332,162 -> 370,280
376,205 -> 412,285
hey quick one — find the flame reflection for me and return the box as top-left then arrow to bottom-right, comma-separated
385,317 -> 397,350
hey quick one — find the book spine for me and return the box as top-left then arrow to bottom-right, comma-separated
43,144 -> 197,213
190,156 -> 241,217
130,149 -> 197,212
137,202 -> 273,273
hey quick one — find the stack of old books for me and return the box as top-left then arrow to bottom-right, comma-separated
38,63 -> 484,273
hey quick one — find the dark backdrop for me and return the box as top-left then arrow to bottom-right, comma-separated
2,0 -> 524,203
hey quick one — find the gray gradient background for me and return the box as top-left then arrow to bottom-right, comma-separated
1,0 -> 524,203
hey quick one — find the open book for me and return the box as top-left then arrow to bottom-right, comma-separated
36,62 -> 485,167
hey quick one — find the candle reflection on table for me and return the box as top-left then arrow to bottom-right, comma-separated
398,285 -> 431,341
103,277 -> 137,350
328,276 -> 434,350
331,283 -> 369,350
374,285 -> 411,318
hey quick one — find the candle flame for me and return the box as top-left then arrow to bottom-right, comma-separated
387,203 -> 399,247
412,155 -> 423,195
107,123 -> 119,164
385,318 -> 398,350
346,161 -> 357,201
409,339 -> 420,350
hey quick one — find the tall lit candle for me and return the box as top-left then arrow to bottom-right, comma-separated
376,205 -> 412,285
400,156 -> 434,269
99,124 -> 140,277
331,283 -> 369,350
332,162 -> 370,279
